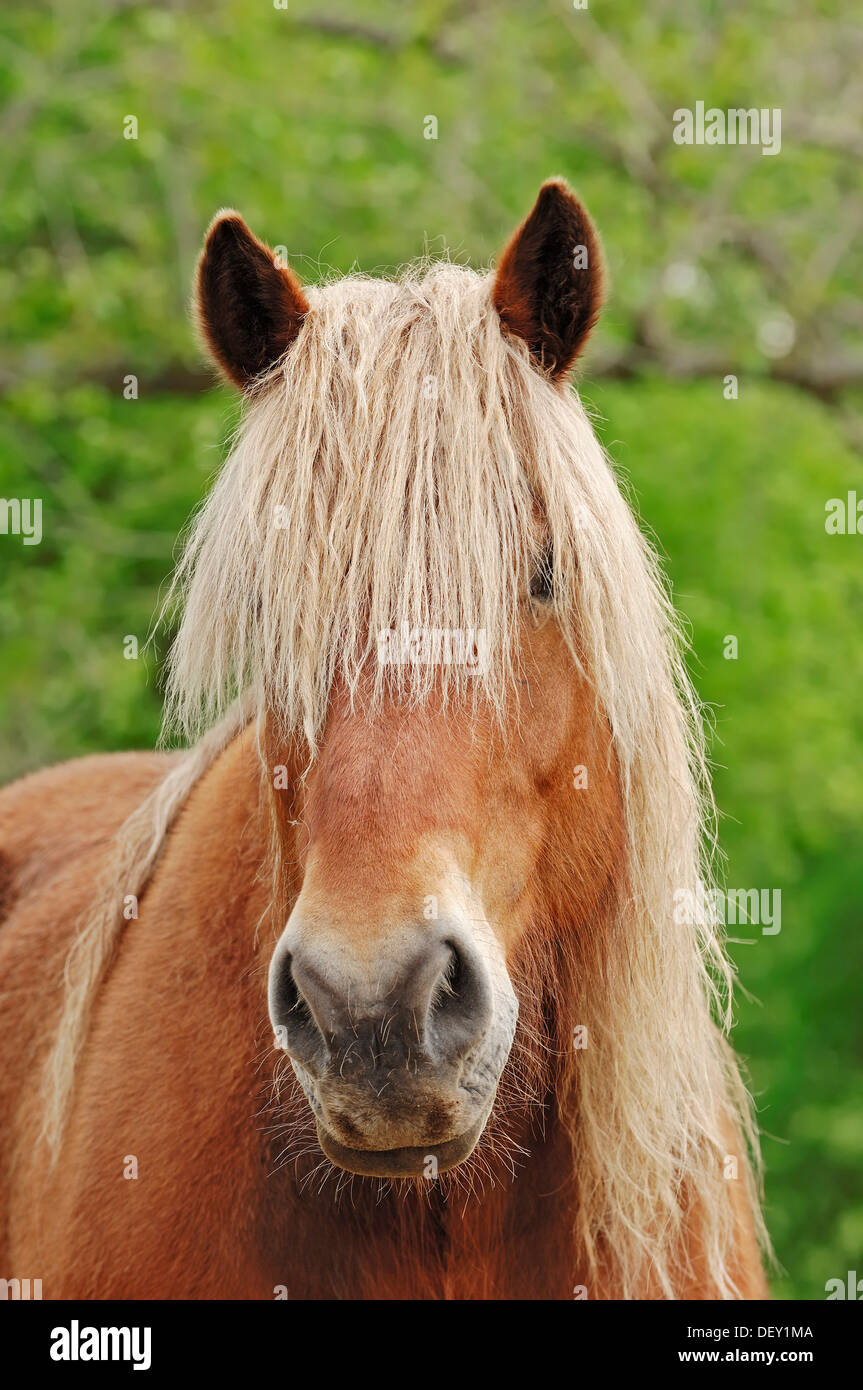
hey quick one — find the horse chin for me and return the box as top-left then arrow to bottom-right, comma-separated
315,1114 -> 487,1179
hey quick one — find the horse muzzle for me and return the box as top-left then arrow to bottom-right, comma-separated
268,916 -> 517,1178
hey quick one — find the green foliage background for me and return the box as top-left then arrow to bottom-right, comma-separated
1,0 -> 861,1299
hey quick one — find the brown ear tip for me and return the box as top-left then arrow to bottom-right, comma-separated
536,178 -> 593,223
201,209 -> 249,249
208,207 -> 244,228
538,176 -> 573,198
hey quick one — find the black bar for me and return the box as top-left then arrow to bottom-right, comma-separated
5,1298 -> 854,1375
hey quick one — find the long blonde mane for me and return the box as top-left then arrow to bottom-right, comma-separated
44,261 -> 765,1297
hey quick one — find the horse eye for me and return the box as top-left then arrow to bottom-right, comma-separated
530,550 -> 554,601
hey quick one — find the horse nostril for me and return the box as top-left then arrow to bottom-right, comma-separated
427,938 -> 492,1059
429,944 -> 459,1013
272,953 -> 326,1067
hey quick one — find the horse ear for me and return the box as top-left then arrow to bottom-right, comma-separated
493,179 -> 604,380
195,211 -> 309,390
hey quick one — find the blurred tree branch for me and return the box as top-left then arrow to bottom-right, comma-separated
291,11 -> 466,66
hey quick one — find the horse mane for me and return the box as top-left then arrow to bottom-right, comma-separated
42,259 -> 766,1297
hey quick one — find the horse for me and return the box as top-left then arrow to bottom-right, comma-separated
0,180 -> 768,1300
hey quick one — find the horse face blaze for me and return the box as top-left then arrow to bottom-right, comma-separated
268,618 -> 618,1178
